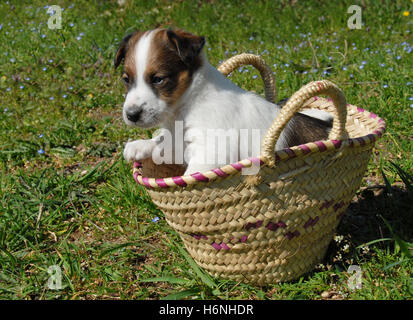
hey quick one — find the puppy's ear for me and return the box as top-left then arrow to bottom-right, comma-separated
114,33 -> 134,69
166,29 -> 205,65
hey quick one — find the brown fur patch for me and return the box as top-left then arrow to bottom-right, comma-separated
114,31 -> 146,90
144,29 -> 205,106
285,112 -> 332,146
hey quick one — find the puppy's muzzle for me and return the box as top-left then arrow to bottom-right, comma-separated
125,103 -> 146,122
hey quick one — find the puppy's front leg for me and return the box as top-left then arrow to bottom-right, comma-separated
123,139 -> 156,163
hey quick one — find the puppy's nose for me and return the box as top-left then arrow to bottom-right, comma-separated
126,108 -> 142,122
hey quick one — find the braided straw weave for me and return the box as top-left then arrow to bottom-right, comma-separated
132,55 -> 386,285
218,53 -> 277,103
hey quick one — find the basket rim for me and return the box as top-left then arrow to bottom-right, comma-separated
132,97 -> 386,189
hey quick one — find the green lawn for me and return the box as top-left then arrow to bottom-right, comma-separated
0,0 -> 412,300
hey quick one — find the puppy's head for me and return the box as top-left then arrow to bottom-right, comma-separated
114,28 -> 205,128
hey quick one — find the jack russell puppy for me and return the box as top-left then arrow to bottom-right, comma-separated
114,28 -> 333,175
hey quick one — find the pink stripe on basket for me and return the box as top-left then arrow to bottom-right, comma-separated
370,113 -> 378,118
320,200 -> 334,210
172,176 -> 187,187
231,162 -> 244,171
142,177 -> 152,188
314,141 -> 327,152
285,230 -> 300,240
314,96 -> 319,100
356,137 -> 366,146
285,148 -> 296,158
277,221 -> 287,228
211,243 -> 221,250
220,242 -> 230,250
191,233 -> 208,240
299,144 -> 311,154
332,140 -> 342,149
304,216 -> 319,228
191,172 -> 209,182
155,178 -> 169,188
357,107 -> 365,113
248,157 -> 264,165
212,168 -> 228,177
333,201 -> 345,212
133,161 -> 142,169
239,235 -> 248,243
366,134 -> 376,142
266,221 -> 279,231
373,129 -> 383,136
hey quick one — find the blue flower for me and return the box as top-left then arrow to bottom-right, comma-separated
6,87 -> 11,92
62,94 -> 67,98
38,134 -> 44,138
342,66 -> 347,71
252,75 -> 258,79
409,97 -> 413,101
49,96 -> 54,100
383,84 -> 388,88
69,23 -> 74,27
152,216 -> 159,223
3,108 -> 8,113
42,67 -> 47,71
10,58 -> 15,63
19,85 -> 24,89
38,149 -> 45,155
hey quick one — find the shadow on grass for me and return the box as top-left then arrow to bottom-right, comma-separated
323,184 -> 412,265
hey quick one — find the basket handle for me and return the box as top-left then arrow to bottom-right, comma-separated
218,53 -> 277,103
261,80 -> 348,167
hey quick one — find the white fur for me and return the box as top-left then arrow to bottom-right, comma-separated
123,40 -> 333,174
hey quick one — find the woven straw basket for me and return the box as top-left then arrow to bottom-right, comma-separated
132,54 -> 386,285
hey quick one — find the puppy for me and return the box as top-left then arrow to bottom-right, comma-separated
114,28 -> 333,175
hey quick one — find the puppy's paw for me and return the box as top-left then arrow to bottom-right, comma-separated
123,140 -> 155,163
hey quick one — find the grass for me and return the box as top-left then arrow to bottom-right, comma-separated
0,0 -> 412,300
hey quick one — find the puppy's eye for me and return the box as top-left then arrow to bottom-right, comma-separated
122,73 -> 130,84
151,76 -> 165,85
